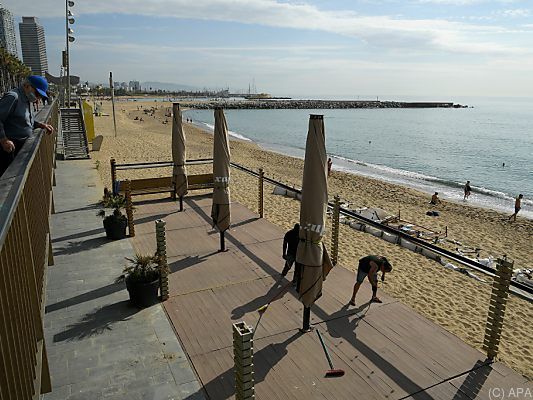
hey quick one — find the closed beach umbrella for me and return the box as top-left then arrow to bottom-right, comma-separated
211,108 -> 231,242
172,103 -> 188,210
296,114 -> 333,309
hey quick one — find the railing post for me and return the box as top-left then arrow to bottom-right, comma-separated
233,322 -> 254,400
124,180 -> 135,237
50,191 -> 55,215
48,235 -> 54,266
331,195 -> 341,266
110,158 -> 117,195
483,256 -> 513,360
258,168 -> 264,218
156,219 -> 169,301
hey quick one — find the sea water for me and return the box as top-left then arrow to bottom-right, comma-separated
184,97 -> 533,219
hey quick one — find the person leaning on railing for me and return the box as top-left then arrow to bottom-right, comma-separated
0,76 -> 55,177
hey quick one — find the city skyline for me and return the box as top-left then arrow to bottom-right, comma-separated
3,0 -> 533,97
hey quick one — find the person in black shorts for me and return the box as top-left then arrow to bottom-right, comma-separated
349,255 -> 392,306
464,181 -> 472,200
509,194 -> 523,222
281,223 -> 300,284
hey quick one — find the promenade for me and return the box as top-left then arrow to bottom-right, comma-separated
43,159 -> 204,400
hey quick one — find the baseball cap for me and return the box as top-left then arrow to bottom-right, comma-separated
27,75 -> 49,99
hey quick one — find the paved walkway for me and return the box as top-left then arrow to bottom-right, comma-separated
43,159 -> 205,400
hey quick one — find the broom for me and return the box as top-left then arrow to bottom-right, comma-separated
316,330 -> 345,377
254,280 -> 293,335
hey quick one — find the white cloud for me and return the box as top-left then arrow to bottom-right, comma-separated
4,0 -> 531,57
500,8 -> 531,17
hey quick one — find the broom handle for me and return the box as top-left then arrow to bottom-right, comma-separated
316,330 -> 334,369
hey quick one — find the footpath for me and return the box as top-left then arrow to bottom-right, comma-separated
42,159 -> 205,400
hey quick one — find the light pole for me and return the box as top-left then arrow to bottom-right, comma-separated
65,0 -> 75,107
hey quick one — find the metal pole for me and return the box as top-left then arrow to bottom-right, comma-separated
220,230 -> 226,252
179,196 -> 183,212
258,168 -> 264,218
65,0 -> 70,108
110,72 -> 117,137
331,194 -> 340,266
301,306 -> 311,332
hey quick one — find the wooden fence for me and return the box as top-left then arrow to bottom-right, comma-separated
0,99 -> 58,399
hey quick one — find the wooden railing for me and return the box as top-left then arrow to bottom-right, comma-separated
0,99 -> 58,399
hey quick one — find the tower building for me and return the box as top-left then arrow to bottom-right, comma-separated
19,16 -> 48,76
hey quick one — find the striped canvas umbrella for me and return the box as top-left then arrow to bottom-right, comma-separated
211,108 -> 231,241
296,114 -> 333,309
172,103 -> 188,210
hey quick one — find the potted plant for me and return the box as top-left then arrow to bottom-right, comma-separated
98,189 -> 128,240
118,253 -> 166,308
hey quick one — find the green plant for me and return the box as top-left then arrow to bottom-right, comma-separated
95,160 -> 100,170
97,192 -> 127,219
117,253 -> 167,284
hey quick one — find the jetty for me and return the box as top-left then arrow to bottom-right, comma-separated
180,99 -> 466,110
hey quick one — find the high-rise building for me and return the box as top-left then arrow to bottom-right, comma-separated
0,3 -> 17,56
19,16 -> 48,76
129,80 -> 140,92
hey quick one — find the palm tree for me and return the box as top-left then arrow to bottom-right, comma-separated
0,48 -> 31,94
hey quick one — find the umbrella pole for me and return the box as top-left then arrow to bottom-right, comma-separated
220,230 -> 226,252
301,306 -> 312,332
179,196 -> 183,212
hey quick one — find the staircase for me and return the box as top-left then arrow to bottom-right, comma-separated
58,108 -> 90,159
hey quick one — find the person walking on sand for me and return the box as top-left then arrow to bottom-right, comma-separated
430,192 -> 441,205
281,223 -> 300,284
509,194 -> 523,222
327,157 -> 332,177
464,181 -> 472,200
350,255 -> 392,306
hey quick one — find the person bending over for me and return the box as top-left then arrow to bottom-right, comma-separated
0,76 -> 54,177
350,255 -> 392,306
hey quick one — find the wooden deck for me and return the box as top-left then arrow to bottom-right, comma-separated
130,194 -> 531,400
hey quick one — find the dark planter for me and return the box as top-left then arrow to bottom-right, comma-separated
103,215 -> 127,240
125,276 -> 160,308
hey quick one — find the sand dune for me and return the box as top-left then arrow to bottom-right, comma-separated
92,99 -> 532,379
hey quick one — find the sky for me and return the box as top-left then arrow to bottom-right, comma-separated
4,0 -> 533,98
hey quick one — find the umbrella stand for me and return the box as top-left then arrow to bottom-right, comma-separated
300,306 -> 313,333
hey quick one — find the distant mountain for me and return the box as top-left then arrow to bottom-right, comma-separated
141,81 -> 200,92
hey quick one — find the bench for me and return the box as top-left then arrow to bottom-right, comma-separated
116,173 -> 214,197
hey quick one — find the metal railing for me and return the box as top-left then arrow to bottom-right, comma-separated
230,162 -> 533,301
0,99 -> 58,399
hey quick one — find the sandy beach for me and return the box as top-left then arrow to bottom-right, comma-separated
91,99 -> 532,379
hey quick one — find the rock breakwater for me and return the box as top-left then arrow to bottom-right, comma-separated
181,100 -> 466,110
